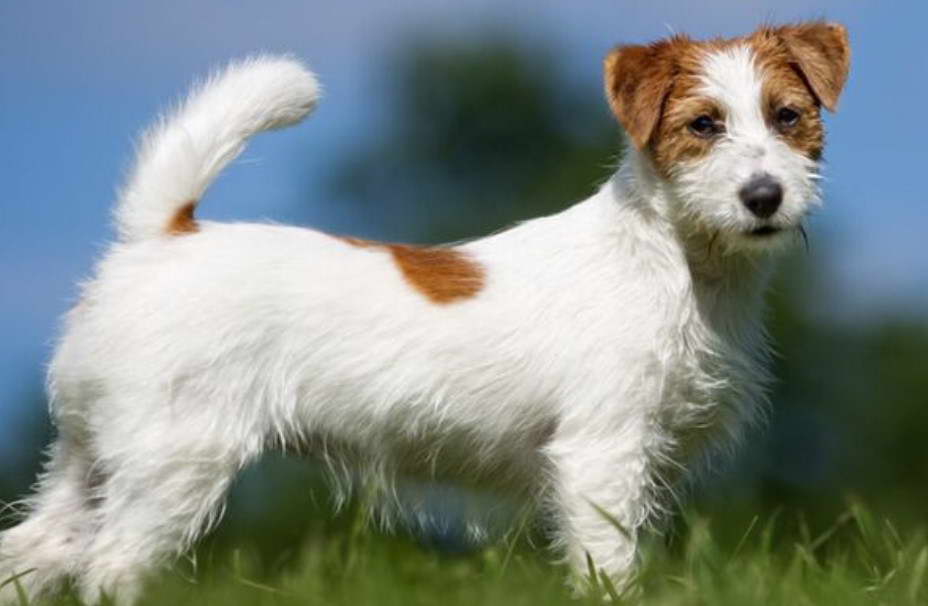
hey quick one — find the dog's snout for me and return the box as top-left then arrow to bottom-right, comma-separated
739,174 -> 783,219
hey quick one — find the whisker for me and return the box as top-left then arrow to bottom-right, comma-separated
798,225 -> 810,253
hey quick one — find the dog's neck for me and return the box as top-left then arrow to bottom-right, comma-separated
607,148 -> 774,315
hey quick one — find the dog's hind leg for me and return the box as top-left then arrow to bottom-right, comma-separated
0,432 -> 96,605
74,403 -> 261,606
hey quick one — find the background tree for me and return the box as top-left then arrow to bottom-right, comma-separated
326,34 -> 621,243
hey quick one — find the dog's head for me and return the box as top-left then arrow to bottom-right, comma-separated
605,23 -> 850,253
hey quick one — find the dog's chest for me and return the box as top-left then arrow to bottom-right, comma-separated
655,285 -> 770,453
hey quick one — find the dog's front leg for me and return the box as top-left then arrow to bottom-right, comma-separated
545,412 -> 661,595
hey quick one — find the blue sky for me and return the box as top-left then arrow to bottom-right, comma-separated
1,1 -> 925,449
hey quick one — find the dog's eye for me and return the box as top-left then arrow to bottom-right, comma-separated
776,107 -> 800,128
688,115 -> 720,138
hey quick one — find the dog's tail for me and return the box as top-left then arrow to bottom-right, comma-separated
113,55 -> 320,242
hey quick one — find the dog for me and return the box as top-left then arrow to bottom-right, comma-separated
0,21 -> 849,605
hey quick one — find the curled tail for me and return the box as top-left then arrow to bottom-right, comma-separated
114,55 -> 320,242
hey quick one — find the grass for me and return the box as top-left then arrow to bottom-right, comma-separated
5,500 -> 927,605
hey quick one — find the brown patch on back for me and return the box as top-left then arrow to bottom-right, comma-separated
334,233 -> 484,304
388,245 -> 484,304
165,201 -> 198,235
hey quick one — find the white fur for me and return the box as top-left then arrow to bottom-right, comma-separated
115,55 -> 319,243
1,46 -> 822,604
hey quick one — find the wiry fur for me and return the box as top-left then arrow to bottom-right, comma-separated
1,23 -> 848,605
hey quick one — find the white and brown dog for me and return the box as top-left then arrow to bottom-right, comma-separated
1,22 -> 849,604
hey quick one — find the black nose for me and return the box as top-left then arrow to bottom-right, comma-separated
739,174 -> 783,219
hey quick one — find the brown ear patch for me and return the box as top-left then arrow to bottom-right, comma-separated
165,201 -> 198,235
773,22 -> 850,111
747,31 -> 828,161
603,37 -> 686,149
338,234 -> 484,304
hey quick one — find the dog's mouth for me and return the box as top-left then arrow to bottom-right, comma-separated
748,225 -> 782,237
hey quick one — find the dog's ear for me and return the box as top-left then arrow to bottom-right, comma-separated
776,22 -> 850,112
604,40 -> 678,150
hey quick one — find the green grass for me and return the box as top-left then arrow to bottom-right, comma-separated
7,501 -> 928,605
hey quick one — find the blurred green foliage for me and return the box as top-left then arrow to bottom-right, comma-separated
328,35 -> 621,243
